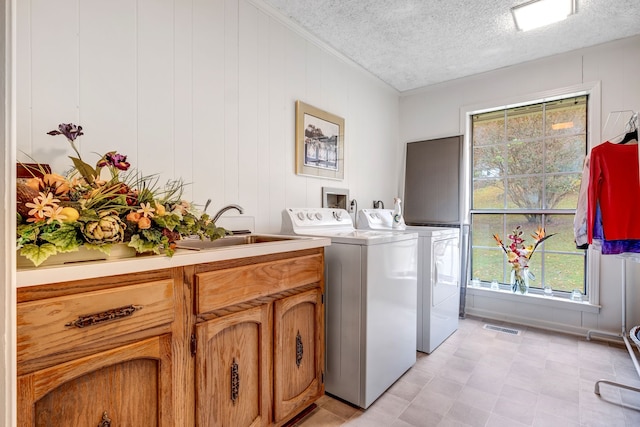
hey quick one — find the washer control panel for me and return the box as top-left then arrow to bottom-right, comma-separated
358,209 -> 394,230
282,208 -> 354,234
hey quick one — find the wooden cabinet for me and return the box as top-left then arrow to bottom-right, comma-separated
195,305 -> 271,427
193,248 -> 325,427
17,269 -> 179,427
16,247 -> 326,427
18,335 -> 173,426
273,288 -> 323,424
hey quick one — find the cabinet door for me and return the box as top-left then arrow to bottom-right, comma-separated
273,289 -> 324,424
18,334 -> 173,427
195,305 -> 270,427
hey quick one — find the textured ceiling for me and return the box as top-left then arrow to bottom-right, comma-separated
259,0 -> 640,92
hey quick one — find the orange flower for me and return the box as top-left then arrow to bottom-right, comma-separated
25,178 -> 43,191
43,173 -> 65,186
43,173 -> 70,195
493,233 -> 508,254
137,216 -> 152,230
26,212 -> 45,223
126,211 -> 141,222
531,226 -> 546,242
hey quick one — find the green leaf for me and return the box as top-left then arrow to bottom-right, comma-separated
128,234 -> 162,254
19,243 -> 59,267
16,223 -> 41,246
141,227 -> 164,243
175,221 -> 194,236
204,224 -> 226,240
154,214 -> 181,231
40,223 -> 82,252
70,156 -> 98,184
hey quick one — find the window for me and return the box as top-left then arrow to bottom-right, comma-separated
470,95 -> 587,294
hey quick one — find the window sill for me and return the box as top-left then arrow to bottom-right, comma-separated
465,286 -> 601,314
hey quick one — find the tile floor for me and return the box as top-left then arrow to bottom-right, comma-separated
294,315 -> 640,427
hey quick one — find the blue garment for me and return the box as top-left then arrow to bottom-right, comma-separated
593,204 -> 640,254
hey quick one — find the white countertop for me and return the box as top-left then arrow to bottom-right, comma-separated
16,234 -> 331,288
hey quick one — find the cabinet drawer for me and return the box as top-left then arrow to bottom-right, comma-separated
196,253 -> 323,314
17,279 -> 175,367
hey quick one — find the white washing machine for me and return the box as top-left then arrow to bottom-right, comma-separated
358,209 -> 460,354
282,208 -> 418,409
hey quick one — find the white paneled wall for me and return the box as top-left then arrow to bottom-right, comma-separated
16,0 -> 400,233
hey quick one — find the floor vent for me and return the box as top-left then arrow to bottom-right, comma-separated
483,324 -> 521,335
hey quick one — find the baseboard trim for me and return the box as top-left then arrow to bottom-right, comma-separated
464,308 -> 621,343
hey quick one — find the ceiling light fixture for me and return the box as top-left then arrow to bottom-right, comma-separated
551,121 -> 574,130
511,0 -> 576,31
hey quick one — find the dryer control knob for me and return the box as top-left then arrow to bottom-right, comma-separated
315,212 -> 323,220
307,212 -> 315,220
296,212 -> 305,221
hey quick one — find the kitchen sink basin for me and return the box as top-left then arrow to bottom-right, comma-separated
174,234 -> 297,251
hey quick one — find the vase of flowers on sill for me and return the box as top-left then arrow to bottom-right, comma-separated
16,122 -> 226,267
493,225 -> 554,294
510,265 -> 531,294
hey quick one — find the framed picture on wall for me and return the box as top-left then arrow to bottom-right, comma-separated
295,100 -> 344,180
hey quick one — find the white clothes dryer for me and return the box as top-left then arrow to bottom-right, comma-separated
358,209 -> 460,354
282,208 -> 418,409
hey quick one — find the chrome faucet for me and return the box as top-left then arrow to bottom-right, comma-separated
212,204 -> 244,223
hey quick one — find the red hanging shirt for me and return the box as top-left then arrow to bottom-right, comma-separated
587,142 -> 640,243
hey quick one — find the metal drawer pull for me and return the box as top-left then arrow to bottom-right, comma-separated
231,358 -> 240,404
296,330 -> 303,367
65,304 -> 143,328
98,411 -> 111,427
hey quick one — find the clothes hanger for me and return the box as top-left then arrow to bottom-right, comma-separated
603,110 -> 633,143
619,128 -> 638,144
614,112 -> 638,144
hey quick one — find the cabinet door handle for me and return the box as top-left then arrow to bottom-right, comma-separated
65,304 -> 143,328
98,411 -> 111,427
231,358 -> 239,404
296,330 -> 303,367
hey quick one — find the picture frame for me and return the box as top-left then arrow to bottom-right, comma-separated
295,100 -> 344,180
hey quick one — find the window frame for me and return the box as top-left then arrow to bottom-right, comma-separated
471,96 -> 587,295
459,82 -> 602,305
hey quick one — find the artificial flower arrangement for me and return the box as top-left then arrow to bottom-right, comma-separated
492,225 -> 555,293
16,123 -> 226,267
